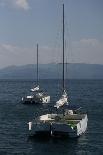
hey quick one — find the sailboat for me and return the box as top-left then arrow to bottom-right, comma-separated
28,4 -> 88,138
22,44 -> 50,104
54,2 -> 68,109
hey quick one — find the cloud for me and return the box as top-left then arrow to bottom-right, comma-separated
0,0 -> 30,10
71,38 -> 103,64
0,44 -> 32,68
0,39 -> 103,69
14,0 -> 30,10
0,44 -> 54,68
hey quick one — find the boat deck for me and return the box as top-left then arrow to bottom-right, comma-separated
34,114 -> 86,125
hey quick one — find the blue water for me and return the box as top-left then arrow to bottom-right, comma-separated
0,79 -> 103,155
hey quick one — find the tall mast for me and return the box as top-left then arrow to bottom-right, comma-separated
37,44 -> 39,85
62,4 -> 65,92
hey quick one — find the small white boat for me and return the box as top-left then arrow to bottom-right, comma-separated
22,89 -> 50,104
28,105 -> 88,138
22,44 -> 50,104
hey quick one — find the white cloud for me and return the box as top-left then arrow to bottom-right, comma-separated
0,44 -> 54,68
0,39 -> 103,69
0,0 -> 30,10
71,38 -> 103,64
0,44 -> 32,68
14,0 -> 30,10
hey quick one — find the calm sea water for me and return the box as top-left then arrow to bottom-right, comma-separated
0,79 -> 103,155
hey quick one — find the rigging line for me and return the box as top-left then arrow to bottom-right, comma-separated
33,44 -> 35,86
50,4 -> 62,98
64,8 -> 73,82
37,44 -> 39,85
62,3 -> 65,92
57,63 -> 60,97
51,3 -> 62,65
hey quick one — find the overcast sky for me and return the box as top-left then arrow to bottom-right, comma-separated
0,0 -> 103,68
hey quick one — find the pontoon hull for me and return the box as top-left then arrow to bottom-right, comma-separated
52,114 -> 88,138
29,122 -> 51,136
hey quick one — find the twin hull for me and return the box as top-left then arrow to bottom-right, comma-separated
29,114 -> 88,138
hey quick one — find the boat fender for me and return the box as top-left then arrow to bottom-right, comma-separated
28,122 -> 32,130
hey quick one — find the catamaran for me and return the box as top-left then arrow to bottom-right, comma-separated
28,105 -> 88,138
28,4 -> 88,138
22,44 -> 50,104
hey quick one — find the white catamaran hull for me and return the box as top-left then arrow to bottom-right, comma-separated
52,114 -> 88,138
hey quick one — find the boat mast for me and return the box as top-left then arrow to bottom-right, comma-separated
62,4 -> 65,92
37,44 -> 39,85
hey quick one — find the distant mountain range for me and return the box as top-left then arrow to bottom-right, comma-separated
0,63 -> 103,79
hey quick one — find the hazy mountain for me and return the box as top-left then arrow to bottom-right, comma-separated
0,63 -> 103,79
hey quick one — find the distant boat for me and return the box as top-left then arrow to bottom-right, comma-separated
22,44 -> 50,104
28,4 -> 88,138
